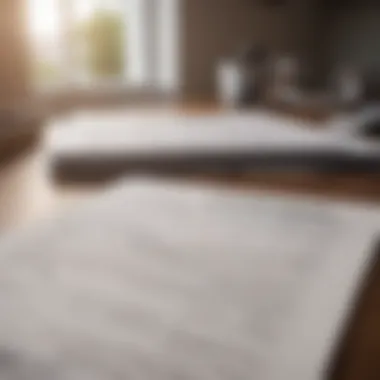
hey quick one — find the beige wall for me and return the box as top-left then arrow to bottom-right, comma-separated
0,0 -> 31,104
180,0 -> 320,100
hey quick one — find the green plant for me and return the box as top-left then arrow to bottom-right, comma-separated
80,9 -> 125,78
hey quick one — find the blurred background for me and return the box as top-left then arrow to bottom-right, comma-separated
22,0 -> 380,111
0,0 -> 379,228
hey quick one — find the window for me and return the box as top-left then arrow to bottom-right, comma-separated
27,0 -> 180,91
28,0 -> 63,87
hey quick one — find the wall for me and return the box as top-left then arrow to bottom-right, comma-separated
328,5 -> 380,77
0,0 -> 31,104
180,0 -> 320,100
